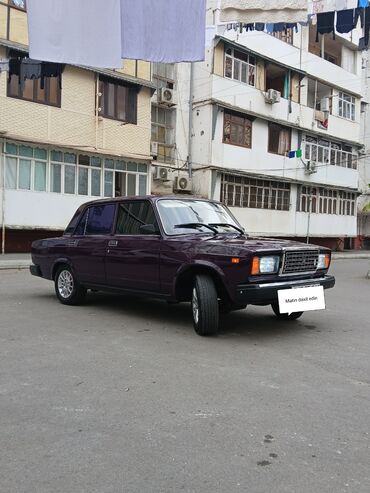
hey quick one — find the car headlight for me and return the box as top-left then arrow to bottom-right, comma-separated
251,255 -> 280,275
317,253 -> 331,270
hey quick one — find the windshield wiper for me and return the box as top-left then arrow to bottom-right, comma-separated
209,223 -> 246,236
174,223 -> 218,234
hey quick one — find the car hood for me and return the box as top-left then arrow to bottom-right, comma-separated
201,234 -> 323,254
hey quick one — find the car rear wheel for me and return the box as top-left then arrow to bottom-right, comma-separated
55,266 -> 87,305
271,303 -> 303,320
192,274 -> 219,336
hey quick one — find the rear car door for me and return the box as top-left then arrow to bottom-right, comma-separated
68,203 -> 116,285
105,200 -> 161,292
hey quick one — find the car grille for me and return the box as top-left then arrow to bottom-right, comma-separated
282,250 -> 319,274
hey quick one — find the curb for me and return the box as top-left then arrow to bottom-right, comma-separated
0,262 -> 31,271
332,254 -> 370,260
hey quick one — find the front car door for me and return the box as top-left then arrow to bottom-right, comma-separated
105,200 -> 161,293
68,203 -> 116,285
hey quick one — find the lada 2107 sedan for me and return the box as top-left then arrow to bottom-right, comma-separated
30,196 -> 335,336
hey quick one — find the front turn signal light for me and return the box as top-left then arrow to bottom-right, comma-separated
251,256 -> 260,275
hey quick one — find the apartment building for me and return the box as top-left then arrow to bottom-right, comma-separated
0,1 -> 153,252
151,8 -> 365,249
358,49 -> 370,248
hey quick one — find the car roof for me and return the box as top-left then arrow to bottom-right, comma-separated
80,195 -> 222,208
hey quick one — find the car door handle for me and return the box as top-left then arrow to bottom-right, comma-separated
108,240 -> 118,247
68,240 -> 79,247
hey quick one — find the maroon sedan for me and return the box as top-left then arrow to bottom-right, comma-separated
30,196 -> 335,336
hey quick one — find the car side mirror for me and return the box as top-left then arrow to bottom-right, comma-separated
139,224 -> 157,235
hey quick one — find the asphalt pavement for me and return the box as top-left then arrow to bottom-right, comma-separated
0,260 -> 369,493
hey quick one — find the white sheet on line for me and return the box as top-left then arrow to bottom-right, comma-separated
27,0 -> 122,68
120,0 -> 206,63
220,0 -> 308,23
27,0 -> 207,67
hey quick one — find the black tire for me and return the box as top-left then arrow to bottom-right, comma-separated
271,303 -> 303,320
54,265 -> 87,305
191,274 -> 219,336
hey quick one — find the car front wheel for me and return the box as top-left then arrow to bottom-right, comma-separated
191,274 -> 219,336
271,303 -> 303,320
55,266 -> 87,305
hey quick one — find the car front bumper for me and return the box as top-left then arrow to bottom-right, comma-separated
235,275 -> 335,305
30,264 -> 42,278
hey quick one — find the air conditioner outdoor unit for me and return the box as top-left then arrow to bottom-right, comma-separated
158,88 -> 176,106
173,176 -> 192,193
151,141 -> 158,157
154,166 -> 169,181
264,89 -> 281,104
320,97 -> 330,113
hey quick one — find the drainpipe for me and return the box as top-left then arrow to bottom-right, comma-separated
1,141 -> 5,254
95,73 -> 100,151
187,62 -> 194,178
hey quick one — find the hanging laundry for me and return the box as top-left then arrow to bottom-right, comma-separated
286,23 -> 299,32
27,0 -> 122,68
273,23 -> 286,32
41,63 -> 65,90
316,11 -> 336,41
244,23 -> 255,31
266,24 -> 275,33
308,0 -> 357,15
120,0 -> 206,63
296,149 -> 303,158
8,58 -> 20,83
255,23 -> 265,31
220,0 -> 308,24
0,59 -> 9,73
288,151 -> 296,159
19,58 -> 42,92
358,0 -> 369,7
336,9 -> 356,32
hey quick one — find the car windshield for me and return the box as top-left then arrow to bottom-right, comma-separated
157,199 -> 243,236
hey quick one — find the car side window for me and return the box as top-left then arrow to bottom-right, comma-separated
116,201 -> 159,235
64,209 -> 83,235
75,204 -> 116,236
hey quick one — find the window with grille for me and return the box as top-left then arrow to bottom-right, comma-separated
221,174 -> 291,211
223,111 -> 252,148
298,186 -> 356,216
151,105 -> 175,163
224,47 -> 256,86
304,135 -> 357,169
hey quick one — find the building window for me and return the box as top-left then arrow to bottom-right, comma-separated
298,186 -> 356,216
4,143 -> 148,198
151,105 -> 175,163
221,174 -> 291,211
152,63 -> 175,90
8,63 -> 61,107
223,111 -> 252,148
268,123 -> 291,156
4,144 -> 47,191
99,77 -> 138,124
269,28 -> 294,45
338,92 -> 355,121
225,47 -> 255,86
304,135 -> 357,169
9,0 -> 26,9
